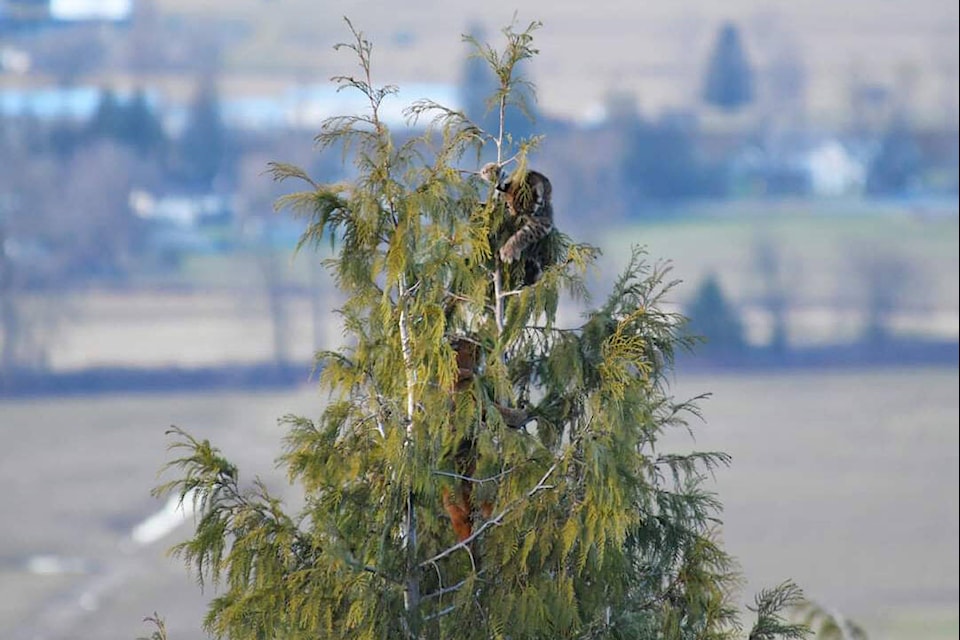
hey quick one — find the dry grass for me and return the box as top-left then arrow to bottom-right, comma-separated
0,388 -> 321,639
596,209 -> 959,341
670,367 -> 959,639
30,287 -> 345,371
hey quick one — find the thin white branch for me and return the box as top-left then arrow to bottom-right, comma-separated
500,151 -> 521,167
419,460 -> 560,568
498,288 -> 525,299
431,465 -> 519,485
423,604 -> 457,622
422,570 -> 486,601
493,269 -> 504,335
397,273 -> 418,431
492,90 -> 506,336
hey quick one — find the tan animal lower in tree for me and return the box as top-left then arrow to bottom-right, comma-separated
441,337 -> 492,542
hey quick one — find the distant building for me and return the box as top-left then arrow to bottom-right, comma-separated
129,191 -> 235,228
48,0 -> 131,22
1,0 -> 131,27
0,46 -> 31,73
130,191 -> 236,256
730,134 -> 869,198
805,141 -> 866,197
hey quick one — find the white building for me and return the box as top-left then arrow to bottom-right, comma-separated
49,0 -> 131,21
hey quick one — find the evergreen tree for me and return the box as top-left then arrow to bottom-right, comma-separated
460,22 -> 539,156
865,115 -> 921,195
620,117 -> 724,208
123,88 -> 167,157
87,87 -> 166,157
459,23 -> 500,135
88,87 -> 124,140
791,600 -> 868,640
702,22 -> 754,113
157,20 -> 807,640
685,273 -> 747,358
176,76 -> 228,190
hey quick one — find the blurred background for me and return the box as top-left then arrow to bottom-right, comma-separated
0,1 -> 957,638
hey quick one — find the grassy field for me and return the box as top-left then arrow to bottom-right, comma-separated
670,367 -> 959,639
597,206 -> 959,307
592,207 -> 959,344
0,367 -> 956,639
0,389 -> 322,640
14,209 -> 953,374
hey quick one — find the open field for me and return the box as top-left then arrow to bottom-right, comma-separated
0,389 -> 321,640
0,367 -> 956,639
670,367 -> 959,638
597,206 -> 959,309
34,289 -> 325,371
595,208 -> 959,344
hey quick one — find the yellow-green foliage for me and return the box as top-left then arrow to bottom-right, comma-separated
156,18 -> 811,640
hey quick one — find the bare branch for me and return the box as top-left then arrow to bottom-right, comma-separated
420,459 -> 560,567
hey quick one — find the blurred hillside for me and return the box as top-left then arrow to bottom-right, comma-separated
181,0 -> 960,125
1,0 -> 958,389
2,0 -> 958,124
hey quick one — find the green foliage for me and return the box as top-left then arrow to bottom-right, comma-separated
747,582 -> 811,640
791,600 -> 868,640
459,22 -> 540,148
156,18 -> 807,640
137,613 -> 168,640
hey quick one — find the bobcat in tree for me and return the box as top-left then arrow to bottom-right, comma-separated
481,162 -> 555,284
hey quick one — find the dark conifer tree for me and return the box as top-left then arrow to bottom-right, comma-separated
865,116 -> 921,195
702,22 -> 755,112
87,87 -> 165,157
685,273 -> 747,358
88,88 -> 124,139
123,88 -> 166,157
176,77 -> 228,190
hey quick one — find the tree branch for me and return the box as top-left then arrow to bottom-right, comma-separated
419,459 -> 560,567
431,465 -> 519,485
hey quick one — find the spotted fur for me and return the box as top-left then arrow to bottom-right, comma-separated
481,163 -> 555,266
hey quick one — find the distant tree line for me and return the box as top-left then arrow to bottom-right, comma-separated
40,79 -> 230,193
